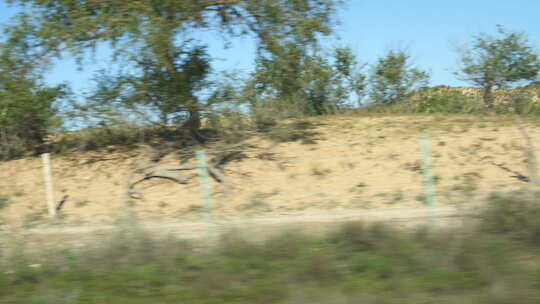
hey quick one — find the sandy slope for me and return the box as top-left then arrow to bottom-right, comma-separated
1,114 -> 539,239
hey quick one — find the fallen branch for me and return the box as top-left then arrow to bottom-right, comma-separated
126,161 -> 230,199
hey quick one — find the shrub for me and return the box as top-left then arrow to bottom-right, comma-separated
0,50 -> 67,159
412,88 -> 481,114
478,190 -> 540,246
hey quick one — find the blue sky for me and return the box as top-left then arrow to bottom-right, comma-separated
1,0 -> 539,97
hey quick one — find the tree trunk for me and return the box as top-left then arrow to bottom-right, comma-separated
184,100 -> 201,130
182,99 -> 205,143
483,84 -> 494,109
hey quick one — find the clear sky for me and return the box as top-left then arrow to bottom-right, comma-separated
1,0 -> 539,97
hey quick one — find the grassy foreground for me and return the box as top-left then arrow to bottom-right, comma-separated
2,191 -> 540,303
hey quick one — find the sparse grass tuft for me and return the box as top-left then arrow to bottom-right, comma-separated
0,195 -> 10,209
75,200 -> 90,208
311,165 -> 332,177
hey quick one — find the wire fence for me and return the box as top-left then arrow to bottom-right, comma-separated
2,127 -> 540,239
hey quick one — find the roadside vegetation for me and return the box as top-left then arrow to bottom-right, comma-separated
1,190 -> 540,303
1,3 -> 540,301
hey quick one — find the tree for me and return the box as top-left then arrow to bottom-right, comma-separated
0,45 -> 67,159
456,25 -> 540,108
4,0 -> 342,137
247,44 -> 366,116
369,49 -> 429,104
84,43 -> 211,127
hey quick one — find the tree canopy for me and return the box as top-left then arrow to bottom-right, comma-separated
456,25 -> 540,107
0,45 -> 67,158
369,49 -> 429,104
5,0 -> 343,133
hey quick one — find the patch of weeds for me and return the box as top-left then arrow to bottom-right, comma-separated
265,121 -> 319,143
415,194 -> 428,204
75,200 -> 90,208
403,161 -> 422,172
339,121 -> 355,129
253,190 -> 280,199
479,190 -> 540,246
389,192 -> 405,204
288,173 -> 299,179
349,182 -> 367,193
437,141 -> 446,146
159,201 -> 169,208
276,162 -> 290,171
267,126 -> 302,142
186,204 -> 204,213
387,153 -> 400,160
340,161 -> 357,169
349,197 -> 372,209
301,138 -> 318,145
125,200 -> 137,207
256,152 -> 276,161
311,165 -> 332,177
0,195 -> 10,209
452,172 -> 481,197
235,199 -> 272,212
13,191 -> 24,197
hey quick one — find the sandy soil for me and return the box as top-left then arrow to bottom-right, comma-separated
1,114 -> 539,241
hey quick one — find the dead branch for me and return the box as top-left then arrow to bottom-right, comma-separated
126,161 -> 230,199
55,195 -> 70,211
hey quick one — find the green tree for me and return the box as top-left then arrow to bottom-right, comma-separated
456,25 -> 540,108
248,44 -> 366,116
369,49 -> 429,104
0,46 -> 67,159
5,0 -> 342,136
84,43 -> 211,127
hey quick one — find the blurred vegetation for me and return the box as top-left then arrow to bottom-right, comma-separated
0,2 -> 539,161
2,190 -> 540,303
455,25 -> 540,108
0,46 -> 68,159
368,48 -> 430,104
360,83 -> 540,115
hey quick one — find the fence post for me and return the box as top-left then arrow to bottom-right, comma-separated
419,134 -> 437,226
41,153 -> 56,218
196,150 -> 216,241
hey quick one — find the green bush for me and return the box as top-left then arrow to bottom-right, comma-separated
51,126 -> 141,154
413,89 -> 481,114
0,50 -> 67,159
360,85 -> 540,116
478,190 -> 540,246
205,111 -> 252,144
0,195 -> 9,209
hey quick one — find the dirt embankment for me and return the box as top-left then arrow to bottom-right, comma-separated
1,114 -> 539,242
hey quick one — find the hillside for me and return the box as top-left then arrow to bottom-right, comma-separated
2,113 -> 540,239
